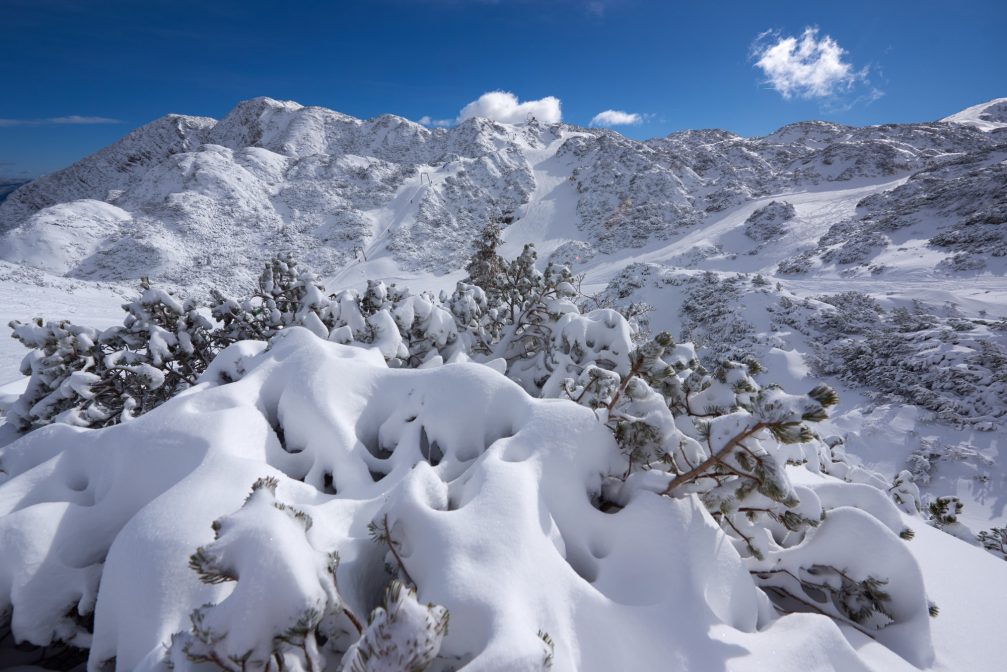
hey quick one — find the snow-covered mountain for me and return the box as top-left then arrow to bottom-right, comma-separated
1,97 -> 1001,292
0,178 -> 29,204
941,97 -> 1007,131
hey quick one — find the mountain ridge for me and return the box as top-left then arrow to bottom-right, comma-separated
1,96 -> 1002,294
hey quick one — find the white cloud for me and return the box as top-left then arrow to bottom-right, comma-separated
752,27 -> 866,100
417,115 -> 453,128
0,115 -> 120,127
50,115 -> 120,125
457,91 -> 562,124
590,109 -> 643,127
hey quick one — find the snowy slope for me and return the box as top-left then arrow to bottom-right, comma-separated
0,179 -> 29,204
941,97 -> 1007,131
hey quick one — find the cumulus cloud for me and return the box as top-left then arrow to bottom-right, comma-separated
752,27 -> 866,100
590,109 -> 643,127
0,115 -> 120,127
457,91 -> 562,124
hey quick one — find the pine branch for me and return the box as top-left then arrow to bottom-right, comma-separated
369,514 -> 416,587
662,422 -> 767,496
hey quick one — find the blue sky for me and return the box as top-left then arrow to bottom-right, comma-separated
1,0 -> 1004,176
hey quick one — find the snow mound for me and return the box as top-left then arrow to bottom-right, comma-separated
0,328 -> 940,671
941,98 -> 1007,131
0,199 -> 133,275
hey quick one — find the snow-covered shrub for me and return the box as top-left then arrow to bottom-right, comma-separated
977,527 -> 1007,560
326,280 -> 473,368
210,253 -> 332,344
548,323 -> 931,649
165,475 -> 452,672
171,476 -> 360,671
6,319 -> 106,430
7,283 -> 213,430
889,470 -> 923,515
776,249 -> 815,274
744,200 -> 795,242
927,496 -> 968,535
341,581 -> 448,672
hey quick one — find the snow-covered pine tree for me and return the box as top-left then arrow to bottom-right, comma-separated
480,243 -> 585,394
340,581 -> 449,672
7,283 -> 214,429
553,326 -> 930,638
463,217 -> 507,301
7,319 -> 106,429
172,476 -> 365,671
584,331 -> 834,558
211,253 -> 332,344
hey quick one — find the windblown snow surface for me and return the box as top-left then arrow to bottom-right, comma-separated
1,98 -> 1007,671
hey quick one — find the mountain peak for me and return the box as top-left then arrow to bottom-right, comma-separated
237,96 -> 305,112
941,97 -> 1007,131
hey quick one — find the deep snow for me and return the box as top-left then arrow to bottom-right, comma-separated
2,329 -> 999,671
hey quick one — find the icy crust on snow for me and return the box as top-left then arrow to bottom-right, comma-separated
0,328 -> 937,671
0,97 -> 999,292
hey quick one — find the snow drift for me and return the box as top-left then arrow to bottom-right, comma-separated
0,328 -> 943,671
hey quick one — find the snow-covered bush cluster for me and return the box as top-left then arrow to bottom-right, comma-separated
8,281 -> 214,430
0,235 -> 947,669
597,265 -> 775,366
772,292 -> 1007,429
776,147 -> 1007,275
744,200 -> 795,243
597,265 -> 1007,432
